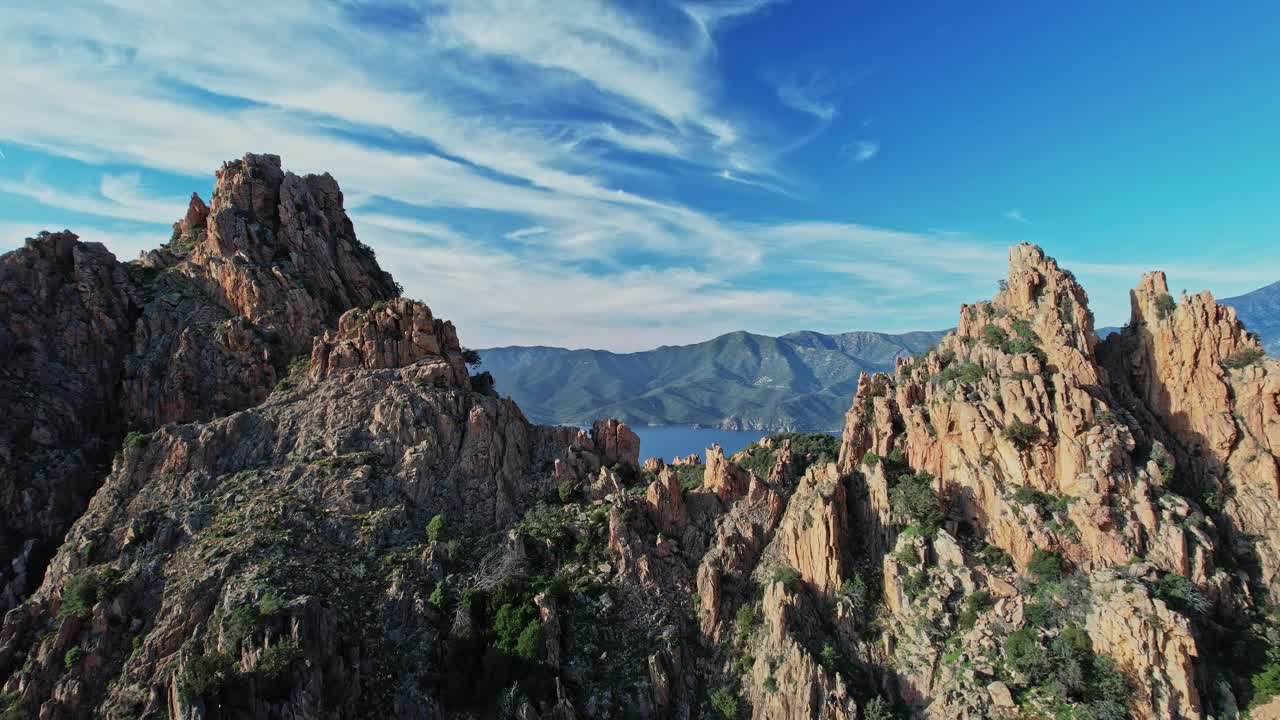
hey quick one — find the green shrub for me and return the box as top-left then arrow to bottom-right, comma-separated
429,583 -> 446,609
893,545 -> 920,567
461,348 -> 482,365
1222,348 -> 1265,370
736,442 -> 779,480
1002,420 -> 1044,450
735,604 -> 757,646
557,480 -> 578,504
978,544 -> 1013,568
517,503 -> 570,546
820,642 -> 839,669
426,513 -> 446,543
0,693 -> 26,720
257,639 -> 302,679
863,696 -> 894,720
710,687 -> 739,718
1154,293 -> 1177,319
674,463 -> 705,491
885,446 -> 908,470
180,652 -> 238,701
273,356 -> 310,392
861,451 -> 881,466
1154,573 -> 1209,615
771,566 -> 800,588
63,646 -> 85,669
1011,486 -> 1070,516
902,570 -> 929,600
1027,550 -> 1063,581
58,570 -> 121,619
123,431 -> 152,449
935,362 -> 987,386
1254,663 -> 1280,707
222,605 -> 261,653
1005,627 -> 1050,679
515,619 -> 542,660
890,472 -> 943,535
958,590 -> 994,631
1006,319 -> 1040,354
257,593 -> 286,618
494,602 -> 542,660
1024,602 -> 1050,627
982,324 -> 1009,349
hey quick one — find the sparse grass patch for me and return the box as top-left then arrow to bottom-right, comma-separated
1222,348 -> 1265,371
1002,420 -> 1044,450
771,566 -> 800,588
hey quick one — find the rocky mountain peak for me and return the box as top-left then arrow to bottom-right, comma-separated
0,154 -> 404,620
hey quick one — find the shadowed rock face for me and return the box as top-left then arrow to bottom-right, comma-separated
0,233 -> 142,610
0,154 -> 399,615
3,179 -> 1276,720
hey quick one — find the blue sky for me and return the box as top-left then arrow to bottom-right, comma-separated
2,1 -> 1277,350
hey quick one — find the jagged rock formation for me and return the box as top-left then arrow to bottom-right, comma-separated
0,154 -> 399,617
1101,272 -> 1280,587
0,233 -> 141,612
840,243 -> 1278,719
0,299 -> 636,719
4,164 -> 1277,720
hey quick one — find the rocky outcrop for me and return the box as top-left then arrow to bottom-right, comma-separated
589,418 -> 641,468
0,232 -> 142,610
309,298 -> 469,387
1101,271 -> 1280,587
1086,570 -> 1202,720
0,155 -> 401,615
0,295 -> 633,719
746,581 -> 857,720
765,464 -> 848,598
836,243 -> 1276,719
646,468 -> 687,536
703,444 -> 749,503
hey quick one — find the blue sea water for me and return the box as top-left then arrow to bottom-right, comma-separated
630,426 -> 770,463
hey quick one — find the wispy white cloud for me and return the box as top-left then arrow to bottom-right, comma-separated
1003,209 -> 1029,223
843,140 -> 879,163
0,0 -> 1142,349
0,171 -> 183,224
504,226 -> 549,241
717,169 -> 794,196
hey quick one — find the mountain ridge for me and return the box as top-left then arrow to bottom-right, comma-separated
483,283 -> 1278,432
478,328 -> 949,431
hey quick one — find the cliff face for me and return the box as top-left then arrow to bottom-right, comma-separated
0,155 -> 399,617
3,164 -> 1276,720
0,233 -> 142,611
840,243 -> 1277,720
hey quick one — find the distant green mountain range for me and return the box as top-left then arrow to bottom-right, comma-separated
477,329 -> 947,431
482,281 -> 1278,432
